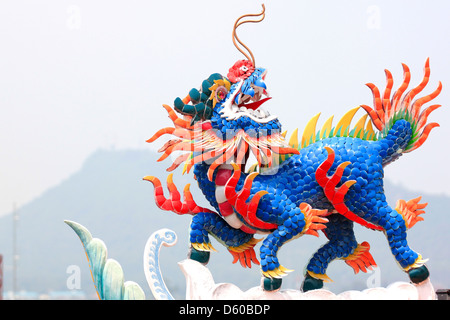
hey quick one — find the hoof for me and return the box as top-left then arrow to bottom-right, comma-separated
301,273 -> 324,292
408,265 -> 430,284
263,277 -> 282,291
188,247 -> 210,265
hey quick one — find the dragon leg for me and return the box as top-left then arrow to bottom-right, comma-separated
302,214 -> 376,291
315,146 -> 428,284
260,202 -> 328,291
189,211 -> 261,268
368,199 -> 429,283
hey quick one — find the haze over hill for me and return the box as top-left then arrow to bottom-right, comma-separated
0,149 -> 448,299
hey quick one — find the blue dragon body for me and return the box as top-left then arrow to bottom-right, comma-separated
145,6 -> 442,291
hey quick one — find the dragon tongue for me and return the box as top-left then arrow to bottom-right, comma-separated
238,97 -> 272,111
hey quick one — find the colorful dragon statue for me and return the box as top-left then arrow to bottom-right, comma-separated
144,4 -> 443,292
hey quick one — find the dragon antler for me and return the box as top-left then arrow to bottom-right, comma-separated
232,4 -> 266,67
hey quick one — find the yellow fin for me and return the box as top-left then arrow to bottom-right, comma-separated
365,118 -> 376,140
334,107 -> 360,137
288,128 -> 299,149
352,114 -> 368,138
320,115 -> 334,139
301,113 -> 321,148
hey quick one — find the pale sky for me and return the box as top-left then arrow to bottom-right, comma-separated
1,0 -> 449,217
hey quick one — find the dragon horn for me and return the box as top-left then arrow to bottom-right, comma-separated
232,4 -> 266,66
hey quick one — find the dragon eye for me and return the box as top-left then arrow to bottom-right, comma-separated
240,66 -> 248,72
215,86 -> 228,102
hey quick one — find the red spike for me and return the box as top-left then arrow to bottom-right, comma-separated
411,81 -> 442,119
162,104 -> 192,129
277,147 -> 301,155
332,180 -> 356,205
403,58 -> 430,111
182,184 -> 214,214
147,127 -> 193,143
166,174 -> 182,213
405,122 -> 440,153
360,104 -> 383,131
158,139 -> 181,153
229,250 -> 240,265
315,150 -> 383,231
147,127 -> 175,143
166,153 -> 190,172
144,175 -> 213,215
157,141 -> 193,162
392,63 -> 411,112
323,161 -> 351,200
366,83 -> 384,120
223,164 -> 277,230
383,69 -> 394,119
344,241 -> 377,274
417,104 -> 441,131
316,147 -> 335,187
188,148 -> 221,171
143,176 -> 167,208
245,191 -> 278,229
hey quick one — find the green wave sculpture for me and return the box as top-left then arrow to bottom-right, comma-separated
65,220 -> 146,300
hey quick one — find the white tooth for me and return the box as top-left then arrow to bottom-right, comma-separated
256,107 -> 266,117
240,106 -> 247,112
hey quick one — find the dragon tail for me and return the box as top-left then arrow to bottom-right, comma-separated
360,58 -> 442,164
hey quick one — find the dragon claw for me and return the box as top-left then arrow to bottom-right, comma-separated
262,265 -> 293,279
192,242 -> 217,252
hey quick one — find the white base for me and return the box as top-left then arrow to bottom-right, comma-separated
178,259 -> 436,300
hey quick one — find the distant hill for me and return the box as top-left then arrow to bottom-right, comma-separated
0,149 -> 448,299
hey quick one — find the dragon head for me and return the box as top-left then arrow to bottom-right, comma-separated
213,60 -> 279,136
149,5 -> 298,179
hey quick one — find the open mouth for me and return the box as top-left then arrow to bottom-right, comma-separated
220,79 -> 277,123
238,96 -> 272,110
